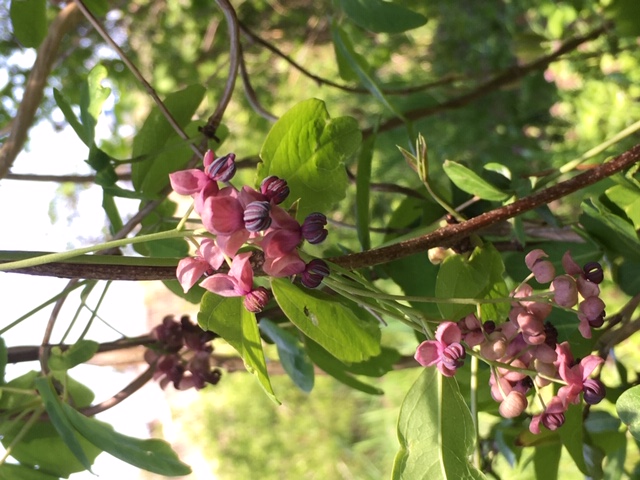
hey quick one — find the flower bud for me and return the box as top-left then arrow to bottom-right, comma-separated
302,213 -> 328,244
542,412 -> 565,431
480,332 -> 507,361
244,201 -> 272,232
583,378 -> 606,405
525,249 -> 556,283
244,287 -> 270,313
583,262 -> 604,284
205,152 -> 236,182
442,343 -> 466,370
499,391 -> 528,418
579,297 -> 606,323
260,176 -> 290,204
551,275 -> 578,307
300,259 -> 330,288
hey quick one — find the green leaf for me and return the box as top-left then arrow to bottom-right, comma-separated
580,198 -> 640,262
0,421 -> 101,478
558,403 -> 589,475
48,340 -> 99,372
258,98 -> 361,219
10,0 -> 47,48
443,160 -> 510,201
342,346 -> 401,377
260,319 -> 315,393
131,84 -> 206,194
271,277 -> 381,363
162,279 -> 206,304
392,368 -> 485,479
35,377 -> 94,473
606,0 -> 640,36
332,24 -> 405,120
605,184 -> 640,229
617,260 -> 640,296
60,402 -> 192,476
53,88 -> 89,146
0,463 -> 60,480
82,0 -> 109,16
436,244 -> 507,320
355,135 -> 375,251
304,338 -> 383,395
339,0 -> 427,33
533,443 -> 561,480
80,64 -> 112,145
198,294 -> 278,403
616,384 -> 640,441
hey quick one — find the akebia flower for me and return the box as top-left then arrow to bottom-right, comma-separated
260,176 -> 289,204
300,259 -> 330,288
301,213 -> 328,244
415,322 -> 466,377
244,201 -> 272,232
204,151 -> 236,182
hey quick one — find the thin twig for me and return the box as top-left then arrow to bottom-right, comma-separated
239,44 -> 278,122
201,0 -> 241,139
4,172 -> 131,183
365,24 -> 610,137
0,3 -> 82,179
72,0 -> 201,157
239,21 -> 460,95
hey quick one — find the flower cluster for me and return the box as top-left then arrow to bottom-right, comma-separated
145,315 -> 221,391
170,150 -> 330,312
414,249 -> 607,434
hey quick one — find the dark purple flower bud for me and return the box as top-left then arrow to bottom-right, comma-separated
244,287 -> 270,313
260,176 -> 290,204
302,213 -> 328,244
583,378 -> 606,405
244,201 -> 272,232
541,412 -> 565,431
483,321 -> 496,334
588,311 -> 606,328
206,153 -> 236,182
544,322 -> 559,349
583,262 -> 604,284
300,259 -> 330,288
442,342 -> 466,370
181,316 -> 216,351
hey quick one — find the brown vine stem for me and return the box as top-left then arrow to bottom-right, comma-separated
330,143 -> 640,270
72,0 -> 201,157
365,24 -> 609,137
0,3 -> 82,180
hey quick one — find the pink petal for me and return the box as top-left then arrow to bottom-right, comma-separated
194,181 -> 221,216
200,274 -> 241,296
578,314 -> 592,339
216,230 -> 251,257
262,252 -> 306,277
201,195 -> 245,235
199,238 -> 225,270
262,229 -> 302,257
176,257 -> 210,293
228,252 -> 254,294
414,340 -> 440,367
436,322 -> 462,345
579,355 -> 604,380
525,249 -> 548,270
562,251 -> 583,276
169,169 -> 210,195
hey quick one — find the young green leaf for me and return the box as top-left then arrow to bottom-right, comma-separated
10,0 -> 47,48
443,160 -> 510,201
34,377 -> 94,473
339,0 -> 427,34
260,319 -> 315,393
616,384 -> 640,441
53,88 -> 90,146
0,463 -> 60,480
271,278 -> 381,363
60,402 -> 192,476
79,64 -> 112,145
392,368 -> 485,479
258,98 -> 361,219
48,340 -> 99,372
304,338 -> 382,395
198,294 -> 278,403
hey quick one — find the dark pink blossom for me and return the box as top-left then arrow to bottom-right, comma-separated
200,252 -> 254,297
525,249 -> 556,283
415,322 -> 466,377
176,238 -> 224,293
529,395 -> 566,434
555,341 -> 604,405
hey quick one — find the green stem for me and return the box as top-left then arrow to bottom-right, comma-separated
0,229 -> 202,272
0,406 -> 45,466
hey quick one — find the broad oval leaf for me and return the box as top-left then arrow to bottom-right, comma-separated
392,368 -> 485,480
339,0 -> 427,34
0,463 -> 60,480
443,160 -> 510,201
10,0 -> 47,48
60,402 -> 192,476
616,384 -> 640,441
198,293 -> 278,403
260,319 -> 314,393
271,277 -> 381,363
258,98 -> 361,219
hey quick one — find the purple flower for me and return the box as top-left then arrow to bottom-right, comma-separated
204,150 -> 236,182
300,259 -> 330,288
414,322 -> 466,377
260,176 -> 290,204
244,201 -> 272,232
301,213 -> 328,244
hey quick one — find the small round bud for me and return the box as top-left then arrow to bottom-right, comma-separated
302,213 -> 328,244
260,176 -> 290,204
542,412 -> 565,431
525,249 -> 556,283
244,287 -> 270,313
300,259 -> 330,288
583,262 -> 604,284
206,152 -> 236,182
551,275 -> 578,308
244,201 -> 272,232
583,378 -> 606,405
499,391 -> 528,418
579,297 -> 606,323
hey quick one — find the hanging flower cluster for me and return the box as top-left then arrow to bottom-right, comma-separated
169,150 -> 330,313
414,249 -> 607,434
